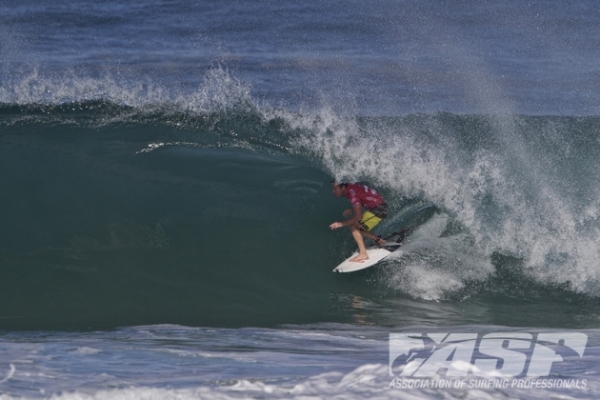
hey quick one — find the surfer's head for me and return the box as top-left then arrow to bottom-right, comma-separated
330,180 -> 348,197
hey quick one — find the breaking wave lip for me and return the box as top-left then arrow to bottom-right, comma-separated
0,65 -> 300,153
0,64 -> 253,111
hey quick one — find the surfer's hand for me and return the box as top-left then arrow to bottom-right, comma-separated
329,222 -> 342,230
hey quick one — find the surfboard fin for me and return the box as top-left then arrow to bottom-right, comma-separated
383,225 -> 417,244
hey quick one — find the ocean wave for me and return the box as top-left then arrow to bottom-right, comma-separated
2,67 -> 600,329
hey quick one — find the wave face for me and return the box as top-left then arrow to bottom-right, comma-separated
2,69 -> 600,330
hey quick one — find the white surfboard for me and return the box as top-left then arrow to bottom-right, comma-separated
333,246 -> 401,273
332,229 -> 411,273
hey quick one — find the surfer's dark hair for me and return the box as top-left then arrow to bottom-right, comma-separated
330,180 -> 348,188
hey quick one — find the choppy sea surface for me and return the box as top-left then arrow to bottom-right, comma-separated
2,0 -> 600,398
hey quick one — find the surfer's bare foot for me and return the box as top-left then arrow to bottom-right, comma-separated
374,237 -> 386,247
349,253 -> 369,262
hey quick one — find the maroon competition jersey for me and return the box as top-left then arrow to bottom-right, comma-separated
345,183 -> 385,210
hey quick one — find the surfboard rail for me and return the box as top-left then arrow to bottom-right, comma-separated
332,228 -> 413,273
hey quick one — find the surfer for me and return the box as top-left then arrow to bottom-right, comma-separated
329,181 -> 389,262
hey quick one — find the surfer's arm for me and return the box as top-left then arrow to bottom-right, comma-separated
329,204 -> 363,229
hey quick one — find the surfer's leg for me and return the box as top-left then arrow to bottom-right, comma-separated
357,211 -> 386,246
360,230 -> 386,246
349,224 -> 369,262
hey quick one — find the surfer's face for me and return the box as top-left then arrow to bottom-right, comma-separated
332,185 -> 344,197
